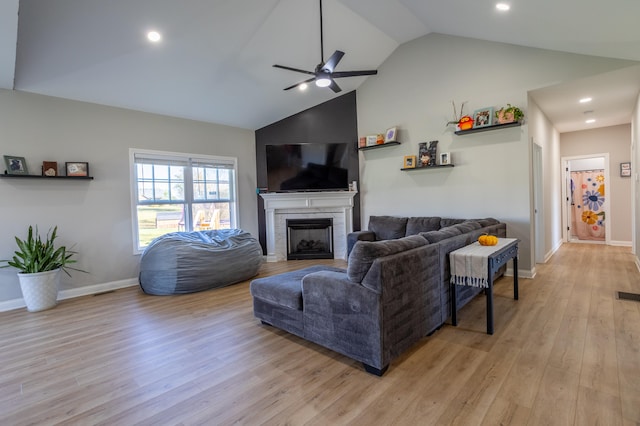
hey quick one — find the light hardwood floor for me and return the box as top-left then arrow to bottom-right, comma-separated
1,244 -> 639,425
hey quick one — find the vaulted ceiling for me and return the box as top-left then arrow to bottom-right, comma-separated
1,0 -> 639,131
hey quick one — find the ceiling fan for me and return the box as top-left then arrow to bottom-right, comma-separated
273,0 -> 378,93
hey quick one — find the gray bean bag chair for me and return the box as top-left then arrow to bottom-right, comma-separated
139,229 -> 264,295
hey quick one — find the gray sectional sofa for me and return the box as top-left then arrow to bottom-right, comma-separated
250,216 -> 506,375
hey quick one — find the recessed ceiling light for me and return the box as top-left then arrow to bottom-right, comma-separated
496,3 -> 510,11
585,119 -> 596,124
299,83 -> 308,91
147,31 -> 162,43
579,97 -> 592,103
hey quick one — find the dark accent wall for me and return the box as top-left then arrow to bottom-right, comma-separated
254,91 -> 361,253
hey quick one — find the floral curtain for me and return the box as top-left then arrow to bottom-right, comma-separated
570,170 -> 605,241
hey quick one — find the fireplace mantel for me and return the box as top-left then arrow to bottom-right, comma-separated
260,191 -> 357,262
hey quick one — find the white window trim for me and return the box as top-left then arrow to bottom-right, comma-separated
129,148 -> 239,254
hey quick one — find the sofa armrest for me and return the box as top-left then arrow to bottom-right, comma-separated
301,271 -> 384,368
346,230 -> 376,257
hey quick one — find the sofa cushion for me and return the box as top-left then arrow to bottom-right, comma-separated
450,221 -> 482,234
420,226 -> 464,243
368,216 -> 408,241
473,218 -> 500,227
347,235 -> 427,283
405,216 -> 441,236
440,218 -> 466,228
250,265 -> 345,310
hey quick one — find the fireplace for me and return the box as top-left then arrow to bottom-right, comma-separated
287,218 -> 333,260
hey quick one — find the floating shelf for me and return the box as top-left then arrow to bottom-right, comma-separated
401,164 -> 454,171
1,174 -> 94,180
359,141 -> 401,151
454,121 -> 522,135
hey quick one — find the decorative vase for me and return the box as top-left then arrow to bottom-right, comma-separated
18,268 -> 61,312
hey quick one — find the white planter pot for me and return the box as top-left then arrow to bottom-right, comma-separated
18,269 -> 61,312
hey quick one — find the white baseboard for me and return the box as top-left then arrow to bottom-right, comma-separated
544,239 -> 563,263
0,278 -> 139,313
610,240 -> 632,247
505,267 -> 536,279
636,257 -> 640,273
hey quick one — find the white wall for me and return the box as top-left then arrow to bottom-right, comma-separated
0,90 -> 257,303
527,97 -> 563,263
561,125 -> 632,244
356,33 -> 637,274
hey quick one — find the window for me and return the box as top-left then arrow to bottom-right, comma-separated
130,149 -> 238,252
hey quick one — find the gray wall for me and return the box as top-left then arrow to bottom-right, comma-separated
355,33 -> 637,275
561,124 -> 632,244
0,90 -> 257,304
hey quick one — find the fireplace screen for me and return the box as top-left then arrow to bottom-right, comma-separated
286,218 -> 334,260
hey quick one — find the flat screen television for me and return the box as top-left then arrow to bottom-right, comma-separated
265,143 -> 349,192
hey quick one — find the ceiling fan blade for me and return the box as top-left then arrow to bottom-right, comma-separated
273,64 -> 315,76
322,50 -> 344,73
332,70 -> 378,78
329,79 -> 342,93
283,77 -> 316,91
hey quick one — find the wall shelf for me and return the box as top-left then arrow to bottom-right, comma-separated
359,141 -> 400,151
401,164 -> 454,171
454,121 -> 521,135
1,174 -> 94,180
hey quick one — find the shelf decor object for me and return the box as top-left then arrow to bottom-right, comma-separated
42,161 -> 58,176
3,155 -> 29,175
65,162 -> 89,177
403,155 -> 416,169
473,107 -> 494,128
495,104 -> 524,124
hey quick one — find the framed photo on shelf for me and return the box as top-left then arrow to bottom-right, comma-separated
42,161 -> 58,176
3,155 -> 29,175
403,155 -> 416,169
66,162 -> 89,177
440,152 -> 451,165
385,127 -> 398,142
366,135 -> 378,146
620,162 -> 631,177
473,107 -> 494,128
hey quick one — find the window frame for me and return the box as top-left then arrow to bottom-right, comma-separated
129,148 -> 239,254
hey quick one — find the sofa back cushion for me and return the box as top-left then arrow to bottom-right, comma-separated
440,218 -> 465,228
405,217 -> 441,236
347,235 -> 427,283
368,216 -> 408,241
420,227 -> 463,243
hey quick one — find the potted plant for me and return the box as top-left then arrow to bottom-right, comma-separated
1,226 -> 84,312
495,104 -> 524,124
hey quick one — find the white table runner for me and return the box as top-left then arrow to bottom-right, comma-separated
450,238 -> 517,288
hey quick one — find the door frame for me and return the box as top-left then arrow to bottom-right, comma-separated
561,153 -> 610,244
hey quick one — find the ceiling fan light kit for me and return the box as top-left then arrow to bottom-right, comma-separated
274,0 -> 377,93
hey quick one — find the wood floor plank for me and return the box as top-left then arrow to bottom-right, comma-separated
0,244 -> 638,424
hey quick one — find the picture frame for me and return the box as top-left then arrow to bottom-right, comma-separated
385,127 -> 398,143
473,107 -> 494,128
620,162 -> 631,177
42,161 -> 58,177
366,135 -> 378,146
403,155 -> 416,169
66,162 -> 89,177
440,152 -> 451,165
3,155 -> 29,175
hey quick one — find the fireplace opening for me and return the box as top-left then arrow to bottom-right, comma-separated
286,218 -> 334,260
